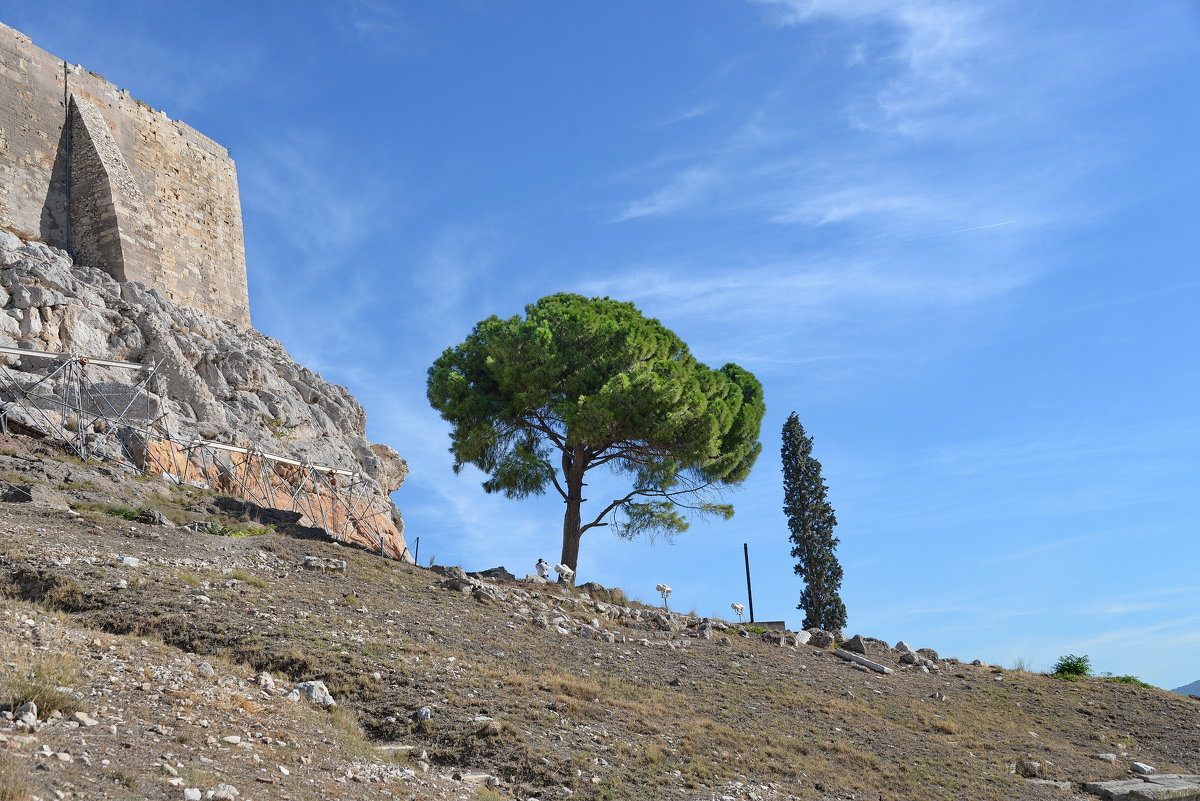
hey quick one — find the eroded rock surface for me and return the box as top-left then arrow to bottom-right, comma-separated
1084,775 -> 1200,800
0,231 -> 408,556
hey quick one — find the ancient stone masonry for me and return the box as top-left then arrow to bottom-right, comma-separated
0,21 -> 250,327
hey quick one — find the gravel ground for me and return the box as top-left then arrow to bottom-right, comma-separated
0,438 -> 1197,801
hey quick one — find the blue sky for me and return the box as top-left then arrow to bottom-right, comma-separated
6,1 -> 1198,689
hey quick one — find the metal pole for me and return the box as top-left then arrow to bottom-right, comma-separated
413,536 -> 420,566
743,542 -> 755,623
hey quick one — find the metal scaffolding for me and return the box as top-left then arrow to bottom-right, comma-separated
0,345 -> 394,551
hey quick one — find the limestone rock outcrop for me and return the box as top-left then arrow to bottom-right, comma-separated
0,230 -> 408,557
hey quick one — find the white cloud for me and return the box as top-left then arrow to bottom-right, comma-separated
578,256 -> 1031,333
658,104 -> 716,127
1068,615 -> 1200,651
770,188 -> 939,226
754,0 -> 991,136
345,0 -> 412,38
1076,602 -> 1165,616
414,224 -> 505,344
611,168 -> 717,222
241,133 -> 385,264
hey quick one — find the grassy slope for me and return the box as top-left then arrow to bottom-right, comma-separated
0,444 -> 1197,800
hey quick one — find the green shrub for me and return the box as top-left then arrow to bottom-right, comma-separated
204,522 -> 272,538
70,497 -> 196,526
1052,654 -> 1091,677
228,570 -> 269,589
1101,672 -> 1153,688
747,625 -> 767,634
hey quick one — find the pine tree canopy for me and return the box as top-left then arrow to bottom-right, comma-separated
427,292 -> 765,575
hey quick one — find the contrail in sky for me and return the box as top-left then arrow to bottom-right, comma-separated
924,220 -> 1017,238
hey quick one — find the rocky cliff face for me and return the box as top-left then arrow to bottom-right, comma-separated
0,229 -> 408,557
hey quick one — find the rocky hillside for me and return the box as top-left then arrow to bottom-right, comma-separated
1174,680 -> 1200,697
0,230 -> 407,557
0,435 -> 1197,801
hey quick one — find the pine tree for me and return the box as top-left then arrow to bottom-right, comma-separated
428,293 -> 765,576
782,412 -> 847,631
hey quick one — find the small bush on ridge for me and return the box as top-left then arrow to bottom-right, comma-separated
1053,654 -> 1091,677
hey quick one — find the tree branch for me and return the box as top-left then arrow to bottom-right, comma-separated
526,412 -> 567,449
579,489 -> 641,534
587,447 -> 654,469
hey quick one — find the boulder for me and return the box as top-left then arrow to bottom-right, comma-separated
1082,776 -> 1200,801
761,630 -> 787,647
843,634 -> 869,654
469,566 -> 516,582
806,629 -> 835,648
0,483 -> 69,509
134,508 -> 168,526
14,701 -> 37,724
294,680 -> 336,707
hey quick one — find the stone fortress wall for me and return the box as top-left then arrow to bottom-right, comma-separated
0,21 -> 250,328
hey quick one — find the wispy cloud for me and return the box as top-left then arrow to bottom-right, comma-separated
916,419 -> 1200,482
241,133 -> 390,266
581,257 -> 1027,322
913,220 -> 1016,239
345,0 -> 412,38
1000,533 -> 1113,563
769,187 -> 939,226
1075,602 -> 1165,616
412,224 -> 506,346
1068,615 -> 1200,651
658,104 -> 715,127
754,0 -> 991,137
610,167 -> 717,222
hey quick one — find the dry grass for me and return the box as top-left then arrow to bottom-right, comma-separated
0,649 -> 82,717
0,753 -> 33,801
0,470 -> 1195,801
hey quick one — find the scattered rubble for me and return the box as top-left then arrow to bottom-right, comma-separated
0,446 -> 1194,800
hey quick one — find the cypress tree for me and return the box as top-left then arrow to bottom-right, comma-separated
782,412 -> 847,631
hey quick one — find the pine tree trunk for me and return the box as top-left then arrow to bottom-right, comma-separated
559,447 -> 585,582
